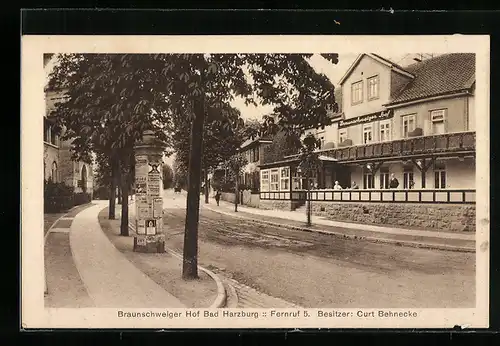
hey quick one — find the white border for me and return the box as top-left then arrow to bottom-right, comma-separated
21,35 -> 490,329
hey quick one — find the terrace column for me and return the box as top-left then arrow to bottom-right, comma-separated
133,130 -> 167,253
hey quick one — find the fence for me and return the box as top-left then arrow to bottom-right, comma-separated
260,188 -> 476,204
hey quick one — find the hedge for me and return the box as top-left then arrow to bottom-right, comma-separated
44,180 -> 91,213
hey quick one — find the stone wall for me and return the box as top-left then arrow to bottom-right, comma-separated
309,202 -> 476,232
259,199 -> 293,211
220,191 -> 260,208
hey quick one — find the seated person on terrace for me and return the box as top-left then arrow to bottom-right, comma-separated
334,181 -> 342,190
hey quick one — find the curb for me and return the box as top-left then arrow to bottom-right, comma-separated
204,205 -> 476,253
128,223 -> 227,309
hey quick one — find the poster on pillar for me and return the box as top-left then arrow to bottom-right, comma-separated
147,159 -> 162,197
137,219 -> 146,235
135,155 -> 149,185
152,197 -> 163,218
145,219 -> 156,235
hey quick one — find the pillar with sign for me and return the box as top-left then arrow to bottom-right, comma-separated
133,130 -> 167,253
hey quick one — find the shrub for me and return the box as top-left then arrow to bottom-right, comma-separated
93,186 -> 110,200
44,180 -> 74,213
74,192 -> 92,206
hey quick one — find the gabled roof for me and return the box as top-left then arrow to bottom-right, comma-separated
240,136 -> 272,151
338,53 -> 414,85
385,53 -> 475,106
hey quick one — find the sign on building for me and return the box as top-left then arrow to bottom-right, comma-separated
338,110 -> 393,128
138,206 -> 151,219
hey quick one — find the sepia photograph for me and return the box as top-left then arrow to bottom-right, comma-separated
22,35 -> 490,329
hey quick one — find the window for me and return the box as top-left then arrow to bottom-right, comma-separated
380,120 -> 391,142
431,109 -> 446,135
367,75 -> 379,100
319,136 -> 325,149
339,129 -> 348,143
351,80 -> 363,104
363,171 -> 374,189
280,167 -> 290,190
270,169 -> 279,191
402,114 -> 416,138
292,171 -> 303,190
379,167 -> 389,189
261,170 -> 270,191
434,164 -> 446,189
44,121 -> 51,143
363,125 -> 373,144
255,147 -> 260,162
51,161 -> 58,183
403,166 -> 414,189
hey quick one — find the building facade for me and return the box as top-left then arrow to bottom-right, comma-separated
44,54 -> 94,195
258,53 -> 476,231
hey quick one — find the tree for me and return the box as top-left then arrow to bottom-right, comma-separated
162,163 -> 174,189
226,153 -> 248,212
298,134 -> 321,226
48,54 -> 172,235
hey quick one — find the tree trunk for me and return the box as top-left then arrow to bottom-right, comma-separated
109,158 -> 118,220
234,171 -> 239,212
182,99 -> 205,280
120,173 -> 129,236
117,186 -> 122,205
204,170 -> 209,204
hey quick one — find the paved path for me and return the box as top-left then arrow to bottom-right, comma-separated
70,202 -> 185,308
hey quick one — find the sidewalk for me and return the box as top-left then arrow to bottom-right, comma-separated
69,201 -> 185,308
203,199 -> 476,253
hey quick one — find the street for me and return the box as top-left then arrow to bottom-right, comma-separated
163,192 -> 475,308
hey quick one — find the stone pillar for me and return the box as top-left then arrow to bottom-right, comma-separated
133,130 -> 167,253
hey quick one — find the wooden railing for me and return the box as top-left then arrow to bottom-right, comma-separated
260,188 -> 476,204
284,131 -> 476,162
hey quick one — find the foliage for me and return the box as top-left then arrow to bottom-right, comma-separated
44,179 -> 74,213
162,163 -> 174,189
262,129 -> 302,164
298,133 -> 321,179
74,192 -> 92,206
172,156 -> 188,189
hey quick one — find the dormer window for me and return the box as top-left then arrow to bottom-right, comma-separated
367,75 -> 380,100
351,80 -> 363,105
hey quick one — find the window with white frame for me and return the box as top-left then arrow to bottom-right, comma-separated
280,167 -> 290,190
367,75 -> 379,100
270,169 -> 279,191
379,120 -> 391,142
351,80 -> 363,104
363,170 -> 374,189
292,171 -> 303,190
339,129 -> 348,143
379,167 -> 389,189
431,109 -> 446,135
403,166 -> 414,189
434,164 -> 446,189
363,124 -> 373,144
402,114 -> 416,138
261,170 -> 270,191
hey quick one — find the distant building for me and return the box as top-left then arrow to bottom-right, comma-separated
44,54 -> 94,195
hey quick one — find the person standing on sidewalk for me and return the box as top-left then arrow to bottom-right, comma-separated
214,190 -> 221,206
